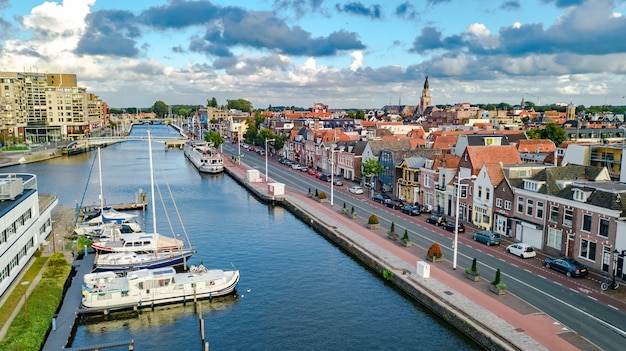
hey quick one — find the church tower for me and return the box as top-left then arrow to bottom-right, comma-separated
419,75 -> 432,116
566,101 -> 576,120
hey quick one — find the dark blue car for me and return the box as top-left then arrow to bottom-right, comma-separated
544,257 -> 588,277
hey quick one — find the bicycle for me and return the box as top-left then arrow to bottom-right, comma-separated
600,277 -> 620,291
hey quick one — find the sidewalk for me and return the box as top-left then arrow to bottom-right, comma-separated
223,155 -> 597,351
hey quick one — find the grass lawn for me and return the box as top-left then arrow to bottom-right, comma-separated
0,253 -> 71,350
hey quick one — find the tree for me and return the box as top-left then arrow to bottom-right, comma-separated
226,99 -> 253,113
362,158 -> 383,179
152,101 -> 168,118
526,122 -> 566,146
205,130 -> 224,148
356,109 -> 365,120
208,97 -> 218,108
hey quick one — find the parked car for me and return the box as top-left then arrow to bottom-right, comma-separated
333,179 -> 343,186
319,173 -> 332,182
307,168 -> 317,175
348,186 -> 364,194
372,194 -> 391,204
472,230 -> 501,246
443,221 -> 465,233
278,157 -> 287,164
544,257 -> 588,277
400,205 -> 421,216
386,199 -> 405,210
426,215 -> 446,226
506,243 -> 536,259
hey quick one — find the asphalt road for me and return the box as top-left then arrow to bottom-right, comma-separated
223,143 -> 626,350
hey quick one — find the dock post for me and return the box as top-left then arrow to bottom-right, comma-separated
200,318 -> 205,342
52,317 -> 56,331
205,341 -> 209,351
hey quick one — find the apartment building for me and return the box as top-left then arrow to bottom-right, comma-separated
0,173 -> 56,297
0,71 -> 104,144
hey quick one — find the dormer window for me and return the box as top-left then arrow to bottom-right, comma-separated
523,179 -> 542,192
573,188 -> 591,202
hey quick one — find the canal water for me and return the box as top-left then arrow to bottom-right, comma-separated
6,124 -> 481,350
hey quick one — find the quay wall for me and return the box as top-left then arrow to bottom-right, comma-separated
224,166 -> 518,351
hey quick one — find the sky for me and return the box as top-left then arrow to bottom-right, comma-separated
1,0 -> 626,110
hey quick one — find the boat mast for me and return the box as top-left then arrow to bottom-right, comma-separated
98,147 -> 104,210
148,131 -> 158,235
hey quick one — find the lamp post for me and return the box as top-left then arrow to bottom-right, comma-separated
265,138 -> 275,183
613,249 -> 620,282
237,127 -> 241,165
453,175 -> 476,270
21,281 -> 30,321
328,145 -> 337,206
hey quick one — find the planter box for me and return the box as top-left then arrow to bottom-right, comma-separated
465,272 -> 481,282
367,223 -> 380,230
428,256 -> 444,263
387,233 -> 398,241
318,198 -> 328,203
402,240 -> 412,247
351,213 -> 358,219
489,284 -> 506,295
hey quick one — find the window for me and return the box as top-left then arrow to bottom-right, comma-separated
504,200 -> 511,210
598,218 -> 609,238
536,201 -> 544,219
582,214 -> 592,232
486,188 -> 490,201
563,208 -> 573,227
580,239 -> 597,261
496,198 -> 502,208
547,228 -> 562,250
526,199 -> 534,216
424,174 -> 431,187
477,186 -> 482,199
517,196 -> 524,213
549,205 -> 559,222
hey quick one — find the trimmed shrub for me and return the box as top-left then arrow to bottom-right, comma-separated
427,243 -> 443,258
368,214 -> 379,224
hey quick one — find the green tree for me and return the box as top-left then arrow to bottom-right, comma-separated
347,111 -> 356,119
152,101 -> 168,118
208,97 -> 218,108
356,109 -> 365,120
244,119 -> 258,144
205,130 -> 224,148
362,158 -> 383,178
526,122 -> 566,146
227,99 -> 253,113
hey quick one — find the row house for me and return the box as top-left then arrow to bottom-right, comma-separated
419,154 -> 458,214
492,164 -> 547,238
510,164 -> 625,276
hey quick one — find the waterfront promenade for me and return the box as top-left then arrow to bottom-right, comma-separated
221,155 -> 598,351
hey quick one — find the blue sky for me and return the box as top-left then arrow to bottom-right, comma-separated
1,0 -> 625,110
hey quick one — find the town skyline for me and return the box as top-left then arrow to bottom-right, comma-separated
1,0 -> 625,109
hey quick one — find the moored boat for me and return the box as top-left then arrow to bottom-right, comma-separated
81,265 -> 240,312
183,140 -> 224,173
93,248 -> 195,272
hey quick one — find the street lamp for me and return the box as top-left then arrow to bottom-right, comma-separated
237,127 -> 241,165
453,174 -> 476,270
328,145 -> 337,206
21,281 -> 30,321
613,249 -> 620,282
265,138 -> 275,183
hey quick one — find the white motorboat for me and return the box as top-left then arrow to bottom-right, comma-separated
81,265 -> 240,312
184,140 -> 224,173
74,221 -> 142,237
90,232 -> 183,253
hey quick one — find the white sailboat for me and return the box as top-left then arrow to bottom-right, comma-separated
91,131 -> 194,271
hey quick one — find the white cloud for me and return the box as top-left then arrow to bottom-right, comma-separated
349,50 -> 363,71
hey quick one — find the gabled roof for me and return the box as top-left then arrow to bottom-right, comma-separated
465,145 -> 522,174
432,135 -> 458,149
402,156 -> 430,169
517,139 -> 556,153
529,164 -> 609,194
484,163 -> 504,186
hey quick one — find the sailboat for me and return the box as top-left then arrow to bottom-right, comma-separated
74,147 -> 142,236
91,131 -> 195,272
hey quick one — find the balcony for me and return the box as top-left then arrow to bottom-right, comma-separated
434,184 -> 447,191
